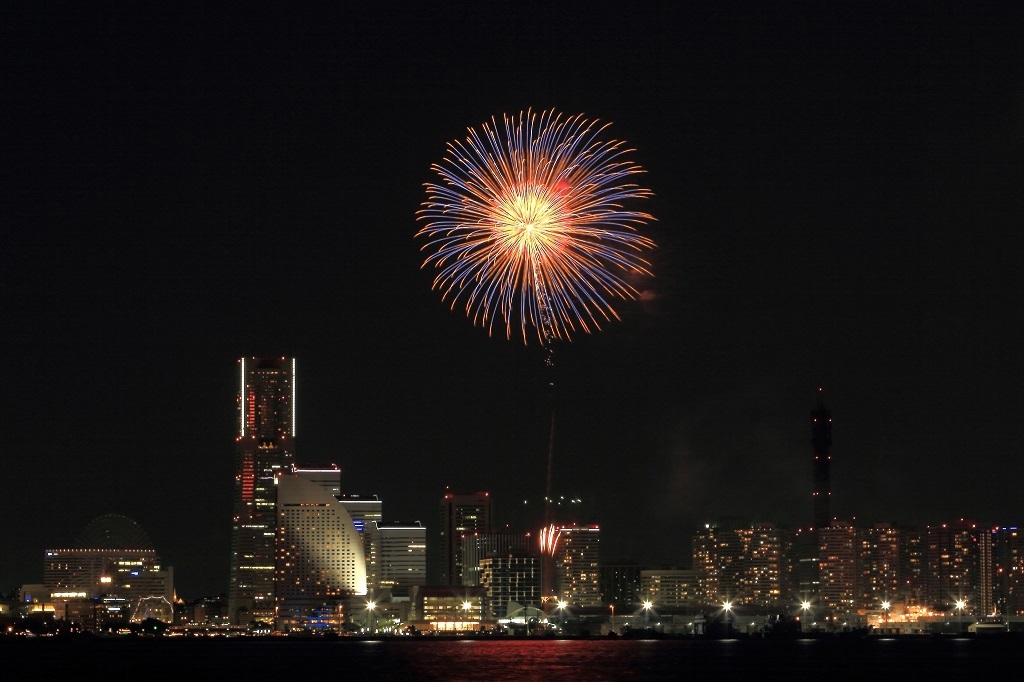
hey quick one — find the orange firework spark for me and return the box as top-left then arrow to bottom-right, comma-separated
539,523 -> 561,557
416,108 -> 656,346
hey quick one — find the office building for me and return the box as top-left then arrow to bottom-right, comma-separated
479,551 -> 541,619
599,561 -> 642,610
639,568 -> 703,610
337,494 -> 383,591
461,530 -> 532,586
377,521 -> 427,589
438,491 -> 491,585
229,356 -> 296,625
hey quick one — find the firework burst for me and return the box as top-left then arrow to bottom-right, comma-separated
416,108 -> 656,345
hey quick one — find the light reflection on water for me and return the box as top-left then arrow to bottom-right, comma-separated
5,635 -> 1015,680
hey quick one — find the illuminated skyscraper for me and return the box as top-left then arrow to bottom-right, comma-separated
819,519 -> 858,616
461,530 -> 532,587
377,521 -> 428,588
926,519 -> 992,616
229,356 -> 296,625
479,551 -> 541,619
438,491 -> 491,585
554,524 -> 602,607
337,494 -> 383,592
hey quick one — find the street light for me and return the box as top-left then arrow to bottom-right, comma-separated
955,599 -> 966,633
881,600 -> 890,632
641,600 -> 653,629
723,601 -> 732,635
366,601 -> 376,635
800,601 -> 812,633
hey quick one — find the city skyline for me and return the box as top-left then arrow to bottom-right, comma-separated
3,5 -> 1022,600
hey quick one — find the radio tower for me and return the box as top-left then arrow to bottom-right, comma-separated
811,387 -> 832,529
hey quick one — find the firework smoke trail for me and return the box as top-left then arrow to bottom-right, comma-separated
415,108 -> 656,346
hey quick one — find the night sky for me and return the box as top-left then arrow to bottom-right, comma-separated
3,3 -> 1022,599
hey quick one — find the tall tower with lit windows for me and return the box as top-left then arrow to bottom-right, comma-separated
438,491 -> 492,586
229,356 -> 296,625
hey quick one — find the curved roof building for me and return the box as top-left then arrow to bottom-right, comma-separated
275,468 -> 367,631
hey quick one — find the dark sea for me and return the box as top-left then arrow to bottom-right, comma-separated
4,635 -> 1020,680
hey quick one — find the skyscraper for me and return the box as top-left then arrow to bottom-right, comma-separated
377,521 -> 428,588
461,530 -> 532,587
337,494 -> 384,592
229,356 -> 296,625
438,491 -> 491,585
554,524 -> 602,607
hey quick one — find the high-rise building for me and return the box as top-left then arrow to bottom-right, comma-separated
818,520 -> 858,616
599,561 -> 642,609
229,356 -> 296,625
377,521 -> 428,589
337,494 -> 383,592
925,520 -> 992,616
856,522 -> 901,610
693,518 -> 790,609
554,524 -> 601,607
898,525 -> 927,607
993,525 -> 1023,617
461,531 -> 532,587
479,551 -> 541,619
274,469 -> 367,632
438,491 -> 491,586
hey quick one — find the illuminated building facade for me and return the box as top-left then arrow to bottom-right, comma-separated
925,520 -> 992,615
856,522 -> 901,610
438,491 -> 491,585
554,524 -> 601,607
478,551 -> 541,619
377,521 -> 427,588
229,356 -> 296,625
693,519 -> 790,609
461,531 -> 532,587
274,469 -> 366,632
639,568 -> 703,610
819,520 -> 858,615
337,494 -> 383,592
43,514 -> 173,627
993,526 -> 1024,617
410,585 -> 487,633
898,525 -> 927,607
